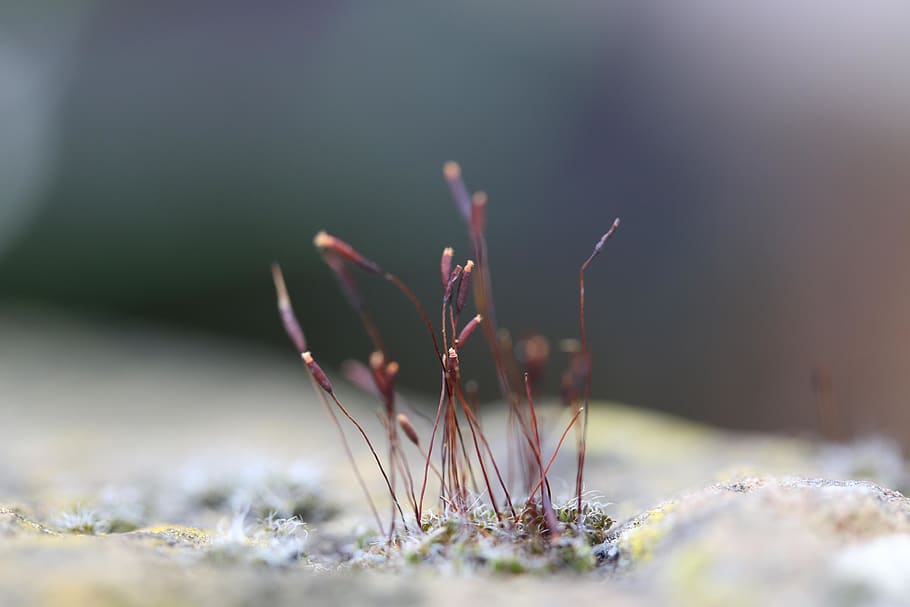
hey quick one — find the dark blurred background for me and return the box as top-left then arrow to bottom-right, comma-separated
2,1 -> 909,443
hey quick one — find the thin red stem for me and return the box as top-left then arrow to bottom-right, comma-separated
328,391 -> 406,528
306,370 -> 385,535
526,406 -> 585,504
575,218 -> 620,520
417,374 -> 448,522
452,379 -> 502,521
452,382 -> 517,519
384,273 -> 445,372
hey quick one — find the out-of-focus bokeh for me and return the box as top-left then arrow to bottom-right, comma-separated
2,1 -> 909,444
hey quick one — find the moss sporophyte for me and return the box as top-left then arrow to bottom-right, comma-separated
272,163 -> 620,570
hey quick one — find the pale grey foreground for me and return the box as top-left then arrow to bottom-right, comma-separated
1,310 -> 908,606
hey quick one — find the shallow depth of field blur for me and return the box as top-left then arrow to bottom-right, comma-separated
2,1 -> 910,444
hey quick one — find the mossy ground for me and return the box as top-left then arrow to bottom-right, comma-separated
3,316 -> 909,605
3,413 -> 909,606
355,499 -> 613,573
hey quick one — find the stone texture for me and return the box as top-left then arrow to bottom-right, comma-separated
1,312 -> 908,606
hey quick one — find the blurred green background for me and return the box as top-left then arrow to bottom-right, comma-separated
2,1 -> 910,444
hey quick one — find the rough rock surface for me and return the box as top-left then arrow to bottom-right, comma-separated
603,477 -> 910,606
1,312 -> 908,606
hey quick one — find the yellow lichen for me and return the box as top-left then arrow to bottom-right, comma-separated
0,506 -> 60,536
619,501 -> 678,562
128,525 -> 212,546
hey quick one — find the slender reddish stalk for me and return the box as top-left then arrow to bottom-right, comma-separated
328,390 -> 407,528
387,413 -> 399,538
575,218 -> 620,520
526,406 -> 585,503
441,163 -> 513,402
303,350 -> 406,529
368,353 -> 402,538
313,231 -> 382,274
306,369 -> 385,535
474,253 -> 514,400
320,251 -> 387,357
452,407 -> 480,496
443,347 -> 499,517
448,174 -> 538,499
452,382 -> 517,519
447,177 -> 533,494
313,232 -> 444,369
271,264 -> 384,533
525,373 -> 559,537
398,413 -> 445,486
395,450 -> 418,516
384,272 -> 445,371
453,383 -> 503,522
417,374 -> 448,522
379,413 -> 418,516
443,390 -> 460,506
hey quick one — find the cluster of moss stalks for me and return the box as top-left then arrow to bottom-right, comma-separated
272,163 -> 621,573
